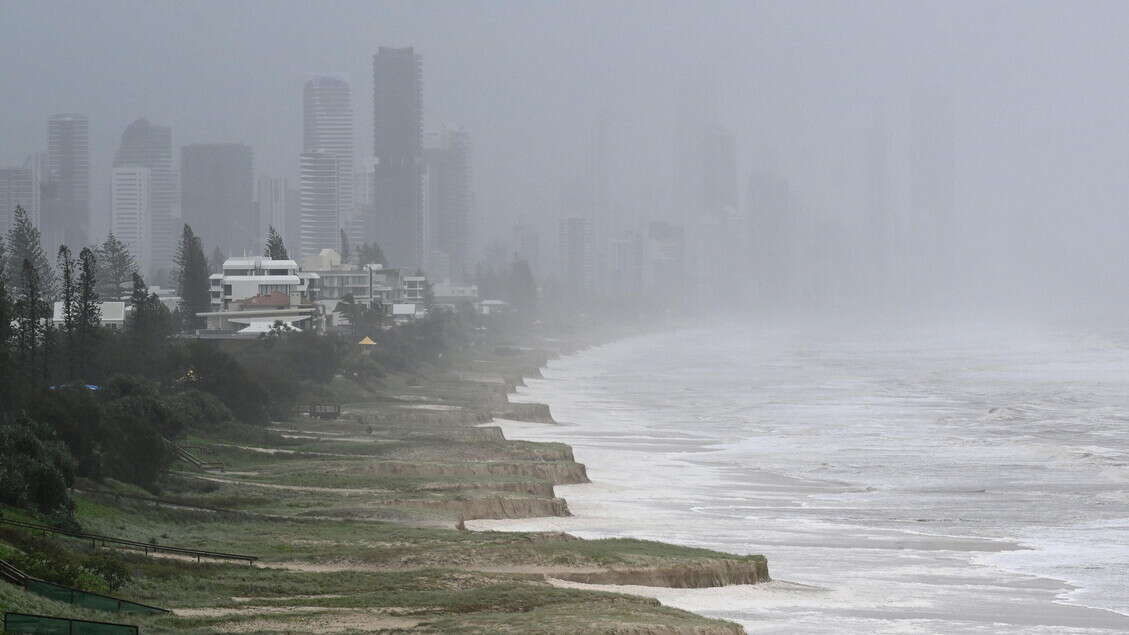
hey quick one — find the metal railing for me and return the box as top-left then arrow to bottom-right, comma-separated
173,445 -> 225,471
0,558 -> 28,585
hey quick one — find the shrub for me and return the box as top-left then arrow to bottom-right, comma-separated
0,416 -> 76,514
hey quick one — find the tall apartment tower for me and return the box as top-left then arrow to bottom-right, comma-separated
298,150 -> 343,257
110,166 -> 152,273
114,118 -> 176,276
702,124 -> 737,215
0,159 -> 37,234
558,217 -> 594,300
301,75 -> 354,257
180,143 -> 255,258
43,114 -> 90,251
422,127 -> 471,282
372,46 -> 423,269
256,175 -> 291,247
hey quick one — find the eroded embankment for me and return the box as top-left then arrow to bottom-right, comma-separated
366,459 -> 589,485
551,558 -> 770,588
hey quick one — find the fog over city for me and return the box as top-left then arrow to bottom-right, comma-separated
4,0 -> 1128,317
8,3 -> 1129,633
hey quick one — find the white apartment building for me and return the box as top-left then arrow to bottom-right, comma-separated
208,256 -> 319,310
111,166 -> 151,271
199,256 -> 322,334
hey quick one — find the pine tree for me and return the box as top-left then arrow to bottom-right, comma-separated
508,259 -> 538,314
5,205 -> 56,300
339,229 -> 350,264
127,272 -> 172,374
209,246 -> 225,273
0,236 -> 12,410
175,224 -> 211,332
129,271 -> 148,309
15,259 -> 47,383
75,247 -> 100,379
265,226 -> 288,260
94,233 -> 136,300
357,242 -> 385,266
57,246 -> 77,379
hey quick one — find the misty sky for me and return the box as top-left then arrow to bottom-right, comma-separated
4,0 -> 1129,310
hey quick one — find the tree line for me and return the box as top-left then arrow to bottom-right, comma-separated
0,205 -> 473,526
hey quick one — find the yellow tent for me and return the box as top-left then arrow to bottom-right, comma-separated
357,336 -> 377,346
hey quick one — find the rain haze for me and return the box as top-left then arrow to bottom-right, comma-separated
3,2 -> 1129,634
3,1 -> 1128,313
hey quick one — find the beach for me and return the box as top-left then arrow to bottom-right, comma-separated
469,322 -> 1129,633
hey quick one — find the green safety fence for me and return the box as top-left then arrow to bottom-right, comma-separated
3,611 -> 138,634
23,580 -> 167,616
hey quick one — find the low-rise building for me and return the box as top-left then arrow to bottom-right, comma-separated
302,249 -> 430,325
209,256 -> 319,310
432,281 -> 478,310
197,256 -> 323,335
52,301 -> 127,329
476,299 -> 511,316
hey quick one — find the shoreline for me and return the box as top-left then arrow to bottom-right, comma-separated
470,330 -> 1129,633
467,332 -> 778,630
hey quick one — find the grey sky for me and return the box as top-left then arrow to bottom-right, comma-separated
3,0 -> 1129,309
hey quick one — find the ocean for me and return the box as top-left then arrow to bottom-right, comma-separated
469,321 -> 1129,633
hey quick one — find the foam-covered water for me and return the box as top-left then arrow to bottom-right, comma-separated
471,322 -> 1129,633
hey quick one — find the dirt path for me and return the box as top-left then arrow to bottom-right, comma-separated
173,606 -> 424,632
188,474 -> 389,495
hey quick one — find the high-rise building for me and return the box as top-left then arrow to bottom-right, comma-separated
513,221 -> 541,277
256,175 -> 291,247
702,124 -> 737,215
351,158 -> 377,252
111,166 -> 152,272
558,217 -> 594,300
43,114 -> 90,251
645,221 -> 686,309
0,160 -> 37,234
747,171 -> 797,304
302,75 -> 354,256
180,143 -> 255,258
372,46 -> 422,268
113,118 -> 176,276
298,150 -> 344,257
608,230 -> 644,303
422,128 -> 471,281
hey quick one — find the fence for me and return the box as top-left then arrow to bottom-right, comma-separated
24,579 -> 167,615
3,612 -> 138,634
1,558 -> 166,616
0,516 -> 257,565
173,446 -> 225,471
295,404 -> 342,419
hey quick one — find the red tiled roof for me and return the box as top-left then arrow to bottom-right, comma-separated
244,291 -> 291,307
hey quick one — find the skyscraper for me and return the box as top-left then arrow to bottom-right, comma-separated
0,160 -> 37,234
256,175 -> 291,246
372,46 -> 422,268
301,75 -> 354,256
702,124 -> 737,216
422,127 -> 471,281
113,118 -> 176,276
180,143 -> 255,258
298,150 -> 343,257
558,217 -> 594,300
513,221 -> 541,277
111,166 -> 151,273
43,114 -> 90,251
